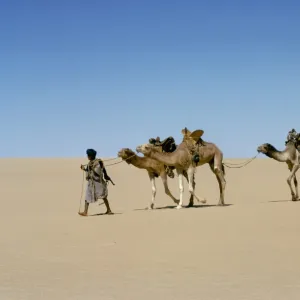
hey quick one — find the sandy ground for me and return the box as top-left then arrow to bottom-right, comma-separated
0,157 -> 300,299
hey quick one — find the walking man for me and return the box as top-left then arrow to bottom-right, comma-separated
79,149 -> 113,216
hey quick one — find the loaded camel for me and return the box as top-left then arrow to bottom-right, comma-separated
117,148 -> 179,209
118,137 -> 200,209
257,134 -> 300,201
147,136 -> 202,207
136,128 -> 226,209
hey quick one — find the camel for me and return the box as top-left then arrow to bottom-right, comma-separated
147,135 -> 199,207
257,136 -> 300,201
136,128 -> 226,209
117,148 -> 180,209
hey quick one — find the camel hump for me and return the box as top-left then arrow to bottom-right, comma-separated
190,130 -> 204,141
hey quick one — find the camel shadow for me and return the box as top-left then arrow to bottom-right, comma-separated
185,203 -> 233,209
268,199 -> 298,203
134,203 -> 233,211
156,204 -> 216,210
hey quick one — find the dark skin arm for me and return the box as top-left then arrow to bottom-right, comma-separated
99,160 -> 110,181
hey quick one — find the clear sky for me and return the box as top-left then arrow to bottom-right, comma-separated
0,0 -> 299,158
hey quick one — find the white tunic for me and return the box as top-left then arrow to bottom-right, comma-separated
85,160 -> 108,203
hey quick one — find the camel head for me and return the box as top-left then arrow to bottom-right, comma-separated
136,143 -> 156,156
257,143 -> 276,155
117,148 -> 136,163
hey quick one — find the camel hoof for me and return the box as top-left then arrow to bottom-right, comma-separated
200,199 -> 207,204
176,205 -> 183,209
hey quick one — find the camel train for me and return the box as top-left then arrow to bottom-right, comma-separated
118,127 -> 300,209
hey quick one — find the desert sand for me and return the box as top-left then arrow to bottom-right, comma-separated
0,157 -> 300,299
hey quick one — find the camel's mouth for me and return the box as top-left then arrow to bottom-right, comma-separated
117,150 -> 125,158
257,145 -> 266,153
136,146 -> 142,153
136,144 -> 152,155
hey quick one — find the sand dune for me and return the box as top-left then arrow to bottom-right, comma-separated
1,157 -> 300,299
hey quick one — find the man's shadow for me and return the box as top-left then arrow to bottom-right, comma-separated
90,212 -> 122,216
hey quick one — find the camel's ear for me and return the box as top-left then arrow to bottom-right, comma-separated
189,129 -> 204,141
181,127 -> 191,136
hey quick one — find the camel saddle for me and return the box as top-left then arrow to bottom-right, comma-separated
149,136 -> 177,153
149,136 -> 177,178
181,127 -> 204,143
181,128 -> 206,164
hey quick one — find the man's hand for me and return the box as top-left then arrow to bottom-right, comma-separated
80,165 -> 84,170
105,175 -> 115,185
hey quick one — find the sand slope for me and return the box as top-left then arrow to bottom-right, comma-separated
0,157 -> 300,299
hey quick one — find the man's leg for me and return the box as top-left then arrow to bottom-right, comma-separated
78,201 -> 89,216
103,197 -> 113,214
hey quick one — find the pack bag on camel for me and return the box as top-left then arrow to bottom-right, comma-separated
285,129 -> 300,151
149,136 -> 177,153
149,136 -> 177,179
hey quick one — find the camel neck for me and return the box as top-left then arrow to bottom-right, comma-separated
127,155 -> 148,169
149,150 -> 177,166
266,149 -> 288,162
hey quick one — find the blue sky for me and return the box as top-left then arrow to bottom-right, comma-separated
0,0 -> 299,158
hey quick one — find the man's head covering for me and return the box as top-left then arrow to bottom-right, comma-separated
86,148 -> 97,159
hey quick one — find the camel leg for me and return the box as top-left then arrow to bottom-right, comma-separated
209,161 -> 226,206
146,173 -> 156,209
187,166 -> 207,205
183,170 -> 194,207
294,175 -> 299,200
176,170 -> 184,209
287,164 -> 300,201
288,163 -> 299,200
160,172 -> 179,205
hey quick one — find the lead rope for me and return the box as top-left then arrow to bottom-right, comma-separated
223,154 -> 259,168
